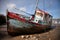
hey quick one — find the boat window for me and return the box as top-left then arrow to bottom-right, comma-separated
40,13 -> 43,17
36,12 -> 43,17
36,20 -> 37,21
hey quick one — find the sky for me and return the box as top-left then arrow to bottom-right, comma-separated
0,0 -> 60,19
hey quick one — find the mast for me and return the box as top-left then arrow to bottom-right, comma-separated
34,0 -> 39,15
35,0 -> 39,10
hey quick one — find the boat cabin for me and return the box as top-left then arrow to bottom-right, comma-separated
32,9 -> 52,25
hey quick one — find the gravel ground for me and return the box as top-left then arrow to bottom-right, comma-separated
0,25 -> 60,40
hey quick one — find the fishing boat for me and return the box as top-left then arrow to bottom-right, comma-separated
7,0 -> 52,36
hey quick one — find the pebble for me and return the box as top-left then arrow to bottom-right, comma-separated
30,35 -> 33,37
33,36 -> 36,39
49,38 -> 51,40
25,39 -> 28,40
21,35 -> 25,38
35,39 -> 39,40
25,35 -> 30,38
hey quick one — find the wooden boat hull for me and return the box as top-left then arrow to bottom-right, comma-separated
7,19 -> 50,36
7,11 -> 51,36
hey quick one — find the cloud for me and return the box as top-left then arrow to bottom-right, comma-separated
19,7 -> 26,11
7,3 -> 16,9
